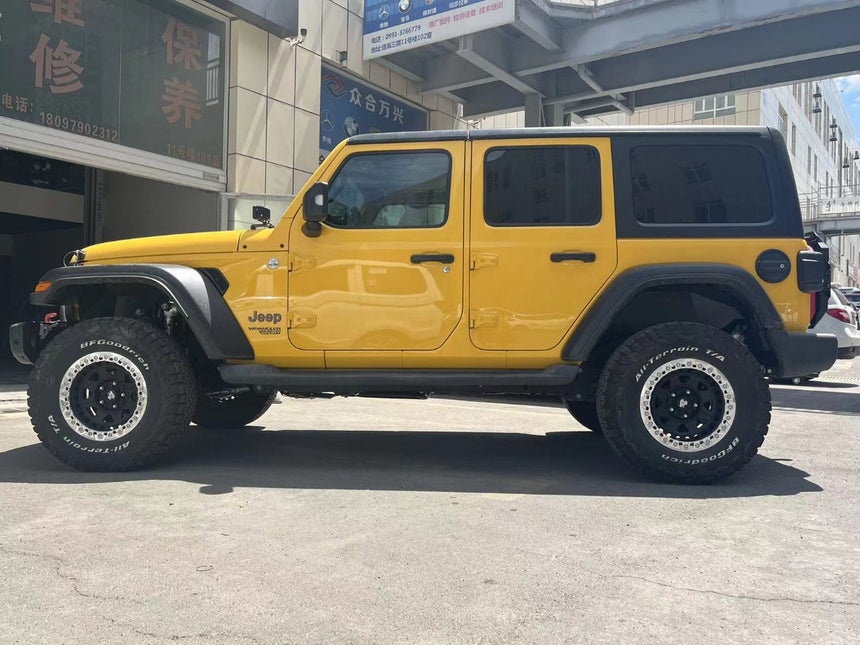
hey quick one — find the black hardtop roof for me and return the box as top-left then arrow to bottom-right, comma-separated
348,126 -> 774,145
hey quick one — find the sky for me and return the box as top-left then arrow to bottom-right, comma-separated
835,74 -> 860,145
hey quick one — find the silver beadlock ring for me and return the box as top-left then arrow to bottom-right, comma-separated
639,358 -> 735,453
59,351 -> 148,442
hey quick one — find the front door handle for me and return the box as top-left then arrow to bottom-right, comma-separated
411,253 -> 455,264
551,252 -> 596,263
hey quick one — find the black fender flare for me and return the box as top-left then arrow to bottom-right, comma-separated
31,264 -> 254,361
562,263 -> 786,364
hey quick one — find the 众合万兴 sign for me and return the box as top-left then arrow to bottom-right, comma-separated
363,0 -> 515,60
0,0 -> 225,169
319,66 -> 427,163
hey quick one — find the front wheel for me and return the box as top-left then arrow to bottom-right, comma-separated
596,322 -> 770,484
28,318 -> 196,471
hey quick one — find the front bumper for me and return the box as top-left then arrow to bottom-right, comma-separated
769,331 -> 838,378
9,322 -> 39,365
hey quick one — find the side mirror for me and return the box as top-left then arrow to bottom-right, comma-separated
302,182 -> 328,237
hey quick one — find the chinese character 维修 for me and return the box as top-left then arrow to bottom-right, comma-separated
30,34 -> 84,94
162,17 -> 202,71
162,77 -> 202,128
392,105 -> 404,124
30,0 -> 84,27
349,87 -> 362,106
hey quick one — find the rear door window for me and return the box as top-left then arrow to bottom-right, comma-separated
483,146 -> 601,226
630,145 -> 772,225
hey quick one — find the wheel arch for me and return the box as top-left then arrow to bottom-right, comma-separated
30,264 -> 253,361
562,264 -> 786,370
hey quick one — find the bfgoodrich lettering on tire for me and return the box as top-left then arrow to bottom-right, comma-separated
596,322 -> 771,483
28,318 -> 196,471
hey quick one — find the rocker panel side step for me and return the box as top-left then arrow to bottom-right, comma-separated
218,364 -> 580,395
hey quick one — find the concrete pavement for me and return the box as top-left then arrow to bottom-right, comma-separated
0,375 -> 858,643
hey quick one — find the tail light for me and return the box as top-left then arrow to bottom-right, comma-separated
827,308 -> 851,324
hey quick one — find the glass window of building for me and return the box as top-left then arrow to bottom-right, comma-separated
778,106 -> 788,142
693,94 -> 736,120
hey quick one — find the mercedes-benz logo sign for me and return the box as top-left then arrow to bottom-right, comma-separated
378,5 -> 390,19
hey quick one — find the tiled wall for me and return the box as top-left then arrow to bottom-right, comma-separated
227,1 -> 463,196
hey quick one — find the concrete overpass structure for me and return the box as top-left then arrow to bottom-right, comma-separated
802,185 -> 860,236
376,0 -> 860,124
808,215 -> 860,235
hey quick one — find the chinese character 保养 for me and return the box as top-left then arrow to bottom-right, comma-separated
30,34 -> 84,94
162,77 -> 202,128
162,17 -> 202,70
30,0 -> 84,27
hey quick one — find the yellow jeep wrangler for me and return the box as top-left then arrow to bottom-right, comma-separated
10,127 -> 835,483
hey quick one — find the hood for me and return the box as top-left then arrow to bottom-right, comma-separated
79,231 -> 244,263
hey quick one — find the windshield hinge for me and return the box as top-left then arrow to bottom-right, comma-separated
288,254 -> 316,271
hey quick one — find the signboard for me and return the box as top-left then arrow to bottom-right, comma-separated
821,195 -> 860,216
0,0 -> 226,169
319,66 -> 427,162
363,0 -> 516,60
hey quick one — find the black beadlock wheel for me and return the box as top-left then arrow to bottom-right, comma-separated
596,322 -> 771,484
563,399 -> 602,433
193,389 -> 276,430
28,318 -> 196,471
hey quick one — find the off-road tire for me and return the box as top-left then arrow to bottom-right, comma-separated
193,390 -> 276,430
596,322 -> 770,484
563,400 -> 602,433
28,317 -> 196,471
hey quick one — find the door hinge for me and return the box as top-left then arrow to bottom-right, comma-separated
288,254 -> 316,271
470,309 -> 500,329
470,253 -> 498,271
288,310 -> 317,329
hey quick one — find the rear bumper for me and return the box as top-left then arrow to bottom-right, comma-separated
9,322 -> 38,365
769,331 -> 837,378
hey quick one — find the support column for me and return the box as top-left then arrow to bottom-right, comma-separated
524,93 -> 543,127
543,103 -> 565,127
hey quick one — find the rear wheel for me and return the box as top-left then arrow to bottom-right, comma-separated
193,389 -> 276,430
28,318 -> 196,471
596,322 -> 770,484
563,399 -> 602,433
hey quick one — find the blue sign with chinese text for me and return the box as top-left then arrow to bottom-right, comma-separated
319,66 -> 427,163
363,0 -> 515,59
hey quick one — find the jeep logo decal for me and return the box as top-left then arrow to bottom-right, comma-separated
248,311 -> 283,325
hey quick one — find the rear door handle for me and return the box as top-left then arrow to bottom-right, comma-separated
551,252 -> 596,263
411,253 -> 455,264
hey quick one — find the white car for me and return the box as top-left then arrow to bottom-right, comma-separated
812,288 -> 860,359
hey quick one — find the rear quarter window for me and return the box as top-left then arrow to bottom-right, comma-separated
630,145 -> 773,225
